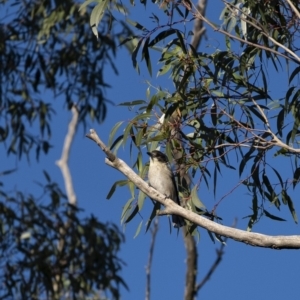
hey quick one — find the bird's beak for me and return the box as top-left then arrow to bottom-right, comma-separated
147,152 -> 152,157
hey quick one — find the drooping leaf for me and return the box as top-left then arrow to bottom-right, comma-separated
124,204 -> 139,223
89,0 -> 110,38
263,209 -> 286,221
276,108 -> 284,137
262,173 -> 280,209
289,66 -> 300,84
131,37 -> 144,73
134,221 -> 143,238
148,29 -> 177,47
282,190 -> 298,224
293,167 -> 300,189
145,201 -> 161,233
190,186 -> 205,209
142,37 -> 152,76
106,180 -> 129,199
108,121 -> 124,148
247,194 -> 258,232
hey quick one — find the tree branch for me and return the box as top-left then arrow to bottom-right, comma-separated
195,241 -> 226,291
145,218 -> 159,300
56,105 -> 79,205
192,2 -> 299,63
183,227 -> 197,300
286,0 -> 300,19
86,129 -> 300,249
190,0 -> 207,50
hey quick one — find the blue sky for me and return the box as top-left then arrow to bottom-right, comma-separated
2,0 -> 300,299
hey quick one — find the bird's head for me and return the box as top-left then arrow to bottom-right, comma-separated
147,150 -> 169,163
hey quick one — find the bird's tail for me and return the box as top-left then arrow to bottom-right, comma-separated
172,214 -> 186,228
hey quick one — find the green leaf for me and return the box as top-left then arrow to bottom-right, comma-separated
175,30 -> 187,54
276,108 -> 284,137
132,38 -> 143,73
286,129 -> 300,145
126,19 -> 148,32
289,66 -> 300,84
136,128 -> 146,148
190,186 -> 205,209
118,100 -> 147,106
119,36 -> 138,47
137,190 -> 147,211
262,173 -> 280,209
263,209 -> 286,221
213,162 -> 218,197
142,37 -> 152,76
293,167 -> 300,189
282,190 -> 298,224
121,198 -> 135,221
108,121 -> 124,148
124,205 -> 139,223
106,180 -> 129,199
251,163 -> 261,195
89,0 -> 110,38
110,135 -> 124,153
290,115 -> 300,143
148,29 -> 177,47
261,67 -> 268,94
247,194 -> 258,232
270,166 -> 283,189
145,201 -> 160,233
0,168 -> 17,176
157,63 -> 172,77
134,221 -> 143,238
123,114 -> 152,147
239,148 -> 255,177
206,230 -> 215,244
285,86 -> 296,110
43,170 -> 51,183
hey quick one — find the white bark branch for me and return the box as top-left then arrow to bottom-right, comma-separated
86,129 -> 300,249
56,106 -> 78,205
286,0 -> 300,19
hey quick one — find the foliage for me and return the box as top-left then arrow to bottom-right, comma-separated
0,0 -> 132,298
103,0 -> 300,232
0,174 -> 126,300
0,0 -> 132,160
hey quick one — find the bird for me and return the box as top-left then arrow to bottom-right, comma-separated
147,150 -> 186,228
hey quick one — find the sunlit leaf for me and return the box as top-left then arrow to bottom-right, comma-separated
134,221 -> 143,238
89,0 -> 110,38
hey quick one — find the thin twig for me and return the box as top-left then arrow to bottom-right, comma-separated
196,219 -> 237,291
192,3 -> 298,63
196,243 -> 225,291
145,218 -> 159,300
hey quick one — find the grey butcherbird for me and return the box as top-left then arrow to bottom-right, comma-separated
147,150 -> 186,228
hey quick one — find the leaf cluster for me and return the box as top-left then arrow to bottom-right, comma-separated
106,0 -> 300,232
0,0 -> 132,160
0,173 -> 126,300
